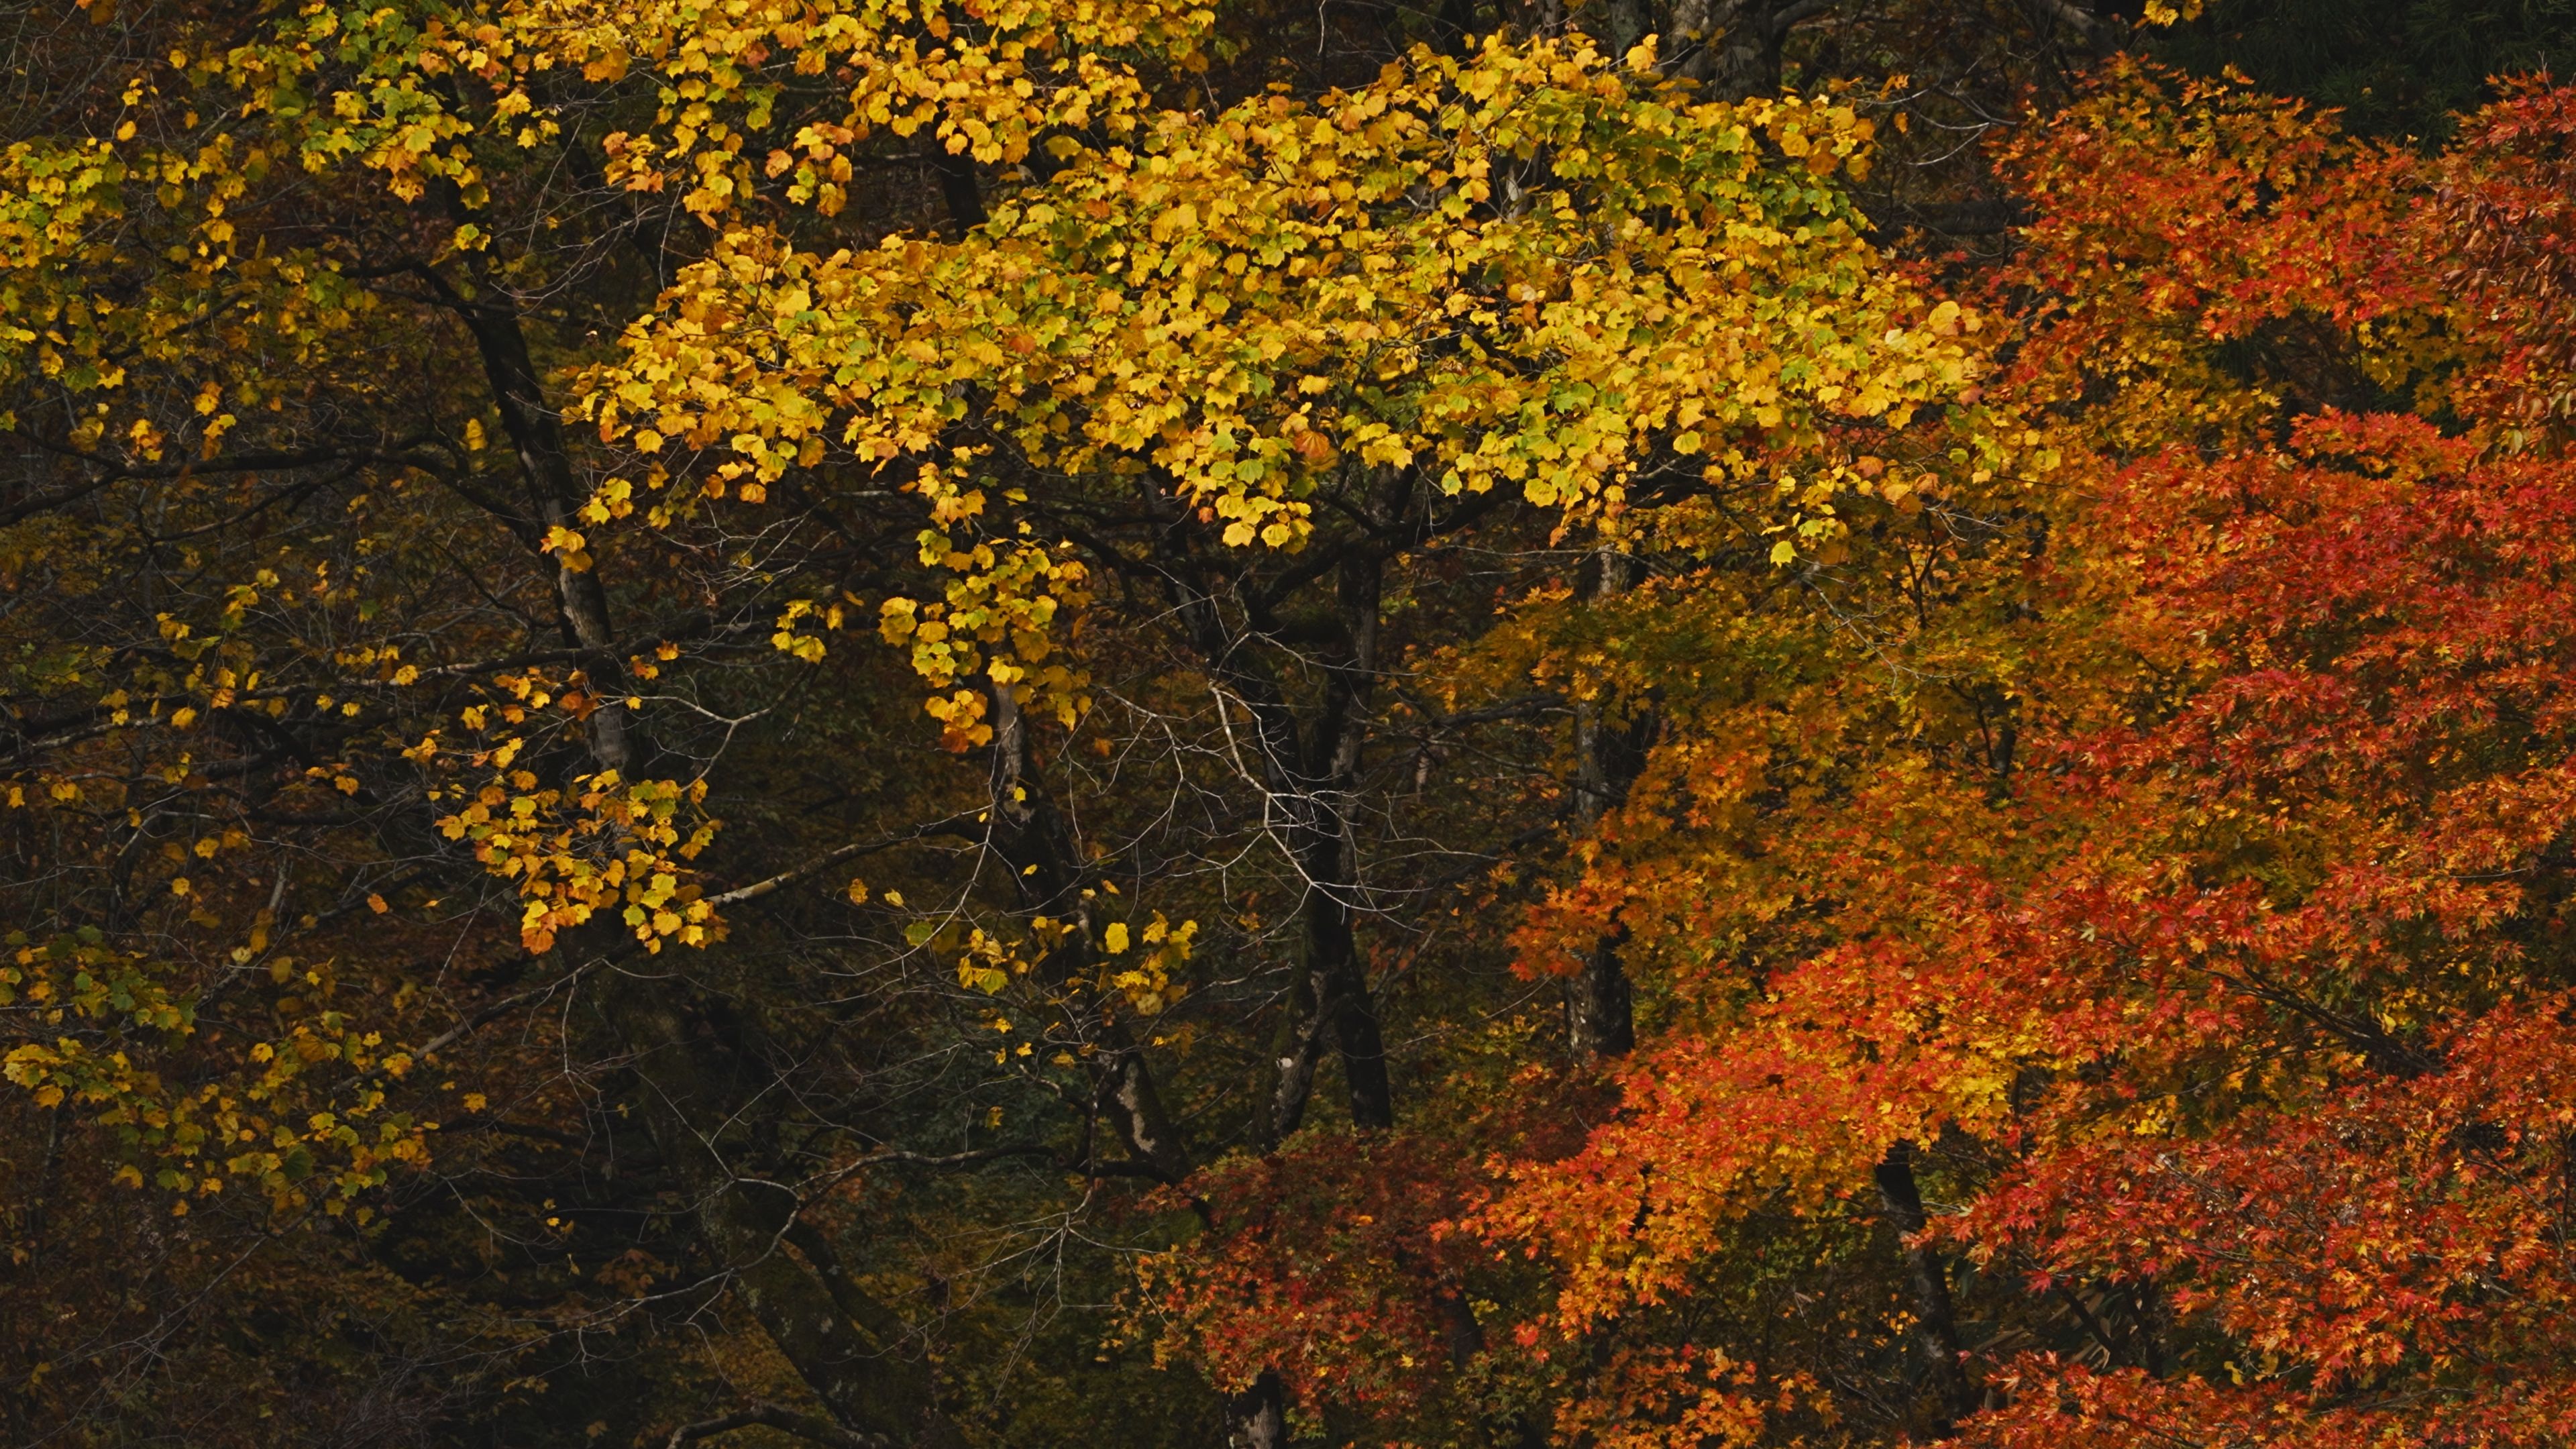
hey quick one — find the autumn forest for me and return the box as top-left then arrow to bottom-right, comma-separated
9,0 -> 2576,1444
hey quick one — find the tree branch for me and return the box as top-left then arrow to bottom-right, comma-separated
664,1402 -> 888,1449
706,817 -> 977,910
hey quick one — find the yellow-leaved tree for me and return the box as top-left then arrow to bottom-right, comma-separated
576,30 -> 1986,1440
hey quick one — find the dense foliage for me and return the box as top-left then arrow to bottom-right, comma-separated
9,1 -> 2576,1446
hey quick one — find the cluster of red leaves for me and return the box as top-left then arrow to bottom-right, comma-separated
1136,1101 -> 1578,1409
1994,57 -> 2438,453
1548,1344 -> 1778,1449
1953,408 -> 2576,1444
1972,1365 -> 2576,1449
2434,79 -> 2576,427
1968,1000 -> 2576,1419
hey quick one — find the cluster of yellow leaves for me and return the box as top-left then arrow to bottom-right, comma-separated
1098,910 -> 1195,1014
586,34 -> 1976,722
950,924 -> 1027,996
0,136 -> 132,422
0,103 -> 363,451
242,0 -> 1216,219
0,136 -> 127,275
551,0 -> 1219,217
9,0 -> 1218,455
769,593 -> 852,663
144,0 -> 1208,227
1,931 -> 193,1042
878,517 -> 1092,743
437,767 -> 722,954
1,930 -> 427,1214
947,908 -> 1194,1015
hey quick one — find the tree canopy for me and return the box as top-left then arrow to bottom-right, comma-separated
9,2 -> 2576,1448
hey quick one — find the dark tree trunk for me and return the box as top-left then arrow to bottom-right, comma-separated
1164,491 -> 1403,1142
441,266 -> 636,773
594,975 -> 951,1442
932,149 -> 986,234
1658,0 -> 1832,101
1224,1370 -> 1289,1449
985,686 -> 1195,1185
1874,1139 -> 1977,1431
1567,548 -> 1653,1059
455,280 -> 946,1440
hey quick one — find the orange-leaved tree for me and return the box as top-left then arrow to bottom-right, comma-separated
1456,60 -> 2576,1449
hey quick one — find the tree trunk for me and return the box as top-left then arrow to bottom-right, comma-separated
1166,517 -> 1400,1142
1261,546 -> 1395,1137
441,265 -> 635,774
1567,548 -> 1652,1059
1566,936 -> 1637,1059
932,149 -> 986,235
985,686 -> 1195,1185
1873,1139 -> 1976,1430
1224,1369 -> 1289,1449
1603,0 -> 1652,56
1660,0 -> 1807,100
594,975 -> 949,1441
458,280 -> 943,1438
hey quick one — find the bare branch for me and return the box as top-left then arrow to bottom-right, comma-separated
705,816 -> 979,909
663,1402 -> 888,1449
